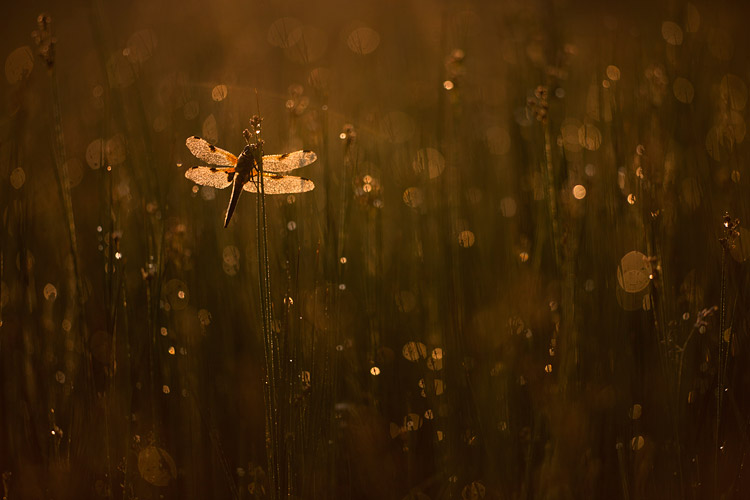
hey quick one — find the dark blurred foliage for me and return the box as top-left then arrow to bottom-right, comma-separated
2,0 -> 750,499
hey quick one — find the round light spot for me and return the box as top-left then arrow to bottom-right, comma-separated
183,100 -> 199,120
202,114 -> 219,144
661,21 -> 683,45
402,341 -> 427,362
413,148 -> 445,179
462,481 -> 486,500
578,124 -> 602,151
86,139 -> 105,169
138,446 -> 177,487
630,403 -> 642,419
153,115 -> 166,132
627,193 -> 636,205
346,26 -> 380,55
198,309 -> 211,327
720,74 -> 747,111
458,230 -> 475,248
223,246 -> 240,276
631,435 -> 645,451
427,357 -> 443,371
685,3 -> 700,33
370,366 -> 380,376
486,126 -> 511,155
5,46 -> 34,84
64,158 -> 84,188
285,25 -> 328,63
287,221 -> 297,231
211,84 -> 227,102
380,111 -> 414,144
106,135 -> 127,165
403,187 -> 424,208
125,29 -> 157,64
572,184 -> 587,199
500,197 -> 517,217
43,283 -> 57,301
617,251 -> 651,294
106,52 -> 135,88
404,413 -> 422,431
395,290 -> 417,313
443,80 -> 454,90
606,65 -> 620,81
10,168 -> 26,189
268,18 -> 303,48
673,77 -> 694,104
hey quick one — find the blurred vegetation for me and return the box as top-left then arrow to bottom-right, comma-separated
2,0 -> 750,499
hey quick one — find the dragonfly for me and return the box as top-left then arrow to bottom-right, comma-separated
184,133 -> 316,227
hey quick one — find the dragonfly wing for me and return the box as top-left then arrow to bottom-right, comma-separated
242,173 -> 315,194
186,136 -> 238,166
261,150 -> 317,172
185,166 -> 235,189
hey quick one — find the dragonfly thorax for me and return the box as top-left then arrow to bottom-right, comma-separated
235,148 -> 259,178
